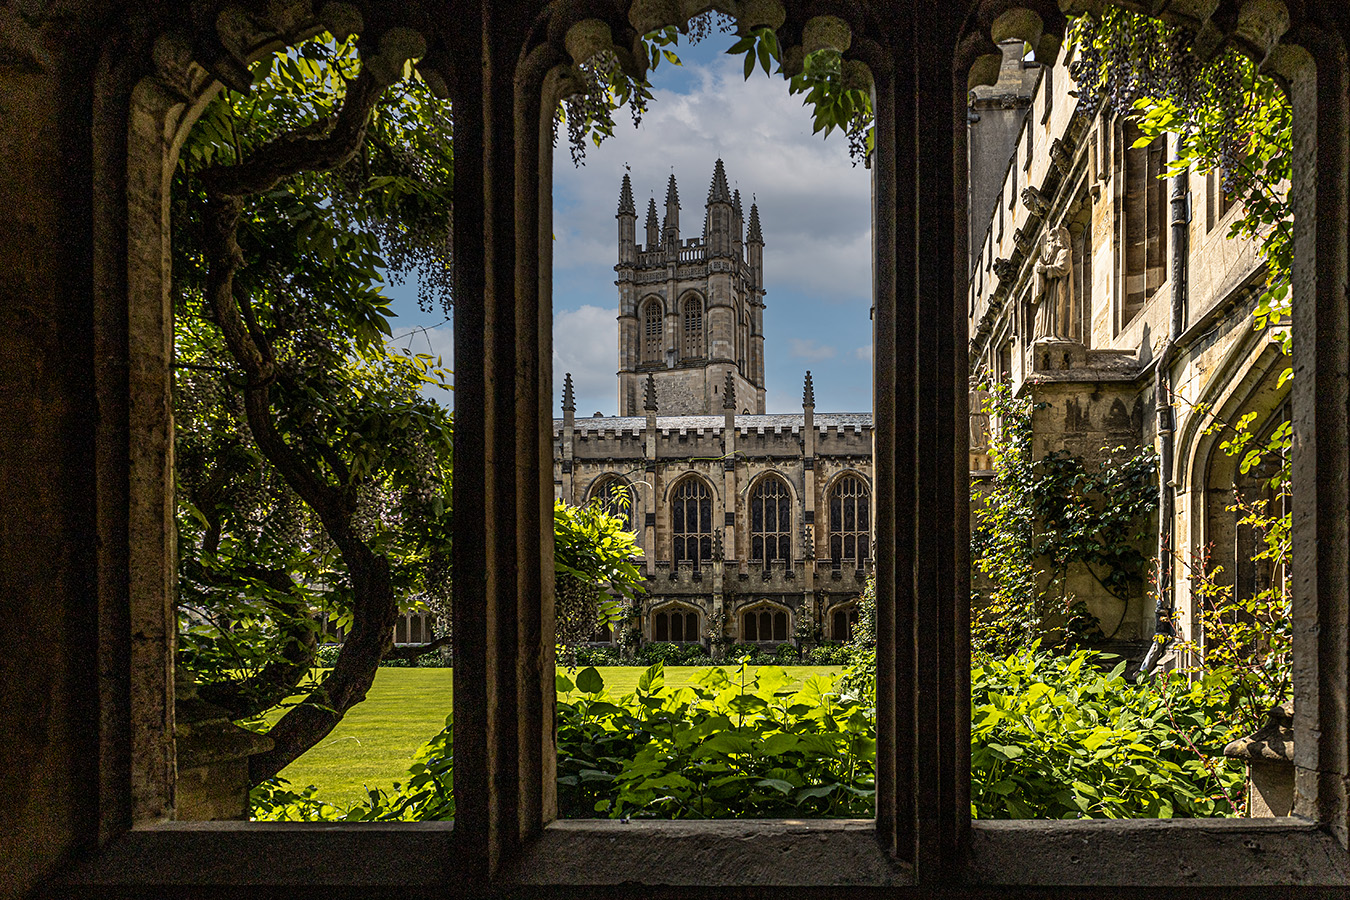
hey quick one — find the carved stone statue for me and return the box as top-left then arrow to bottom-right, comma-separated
1032,226 -> 1074,342
969,376 -> 991,452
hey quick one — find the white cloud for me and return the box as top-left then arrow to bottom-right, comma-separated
553,305 -> 618,416
854,344 -> 872,363
552,52 -> 871,302
550,44 -> 874,413
789,338 -> 837,362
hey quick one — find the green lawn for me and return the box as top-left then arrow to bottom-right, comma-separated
269,665 -> 841,808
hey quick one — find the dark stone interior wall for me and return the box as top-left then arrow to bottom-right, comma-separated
0,28 -> 102,898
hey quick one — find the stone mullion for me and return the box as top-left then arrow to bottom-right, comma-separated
449,0 -> 491,872
453,3 -> 562,875
1288,34 -> 1350,840
865,34 -> 912,863
912,10 -> 969,877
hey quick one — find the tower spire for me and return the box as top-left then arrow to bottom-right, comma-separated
723,371 -> 737,410
707,158 -> 731,205
803,371 -> 814,408
563,372 -> 576,412
747,201 -> 763,244
645,197 -> 660,248
617,173 -> 636,216
663,173 -> 680,247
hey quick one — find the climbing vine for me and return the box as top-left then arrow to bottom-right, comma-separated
971,383 -> 1157,656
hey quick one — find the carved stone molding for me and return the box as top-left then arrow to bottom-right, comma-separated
1020,185 -> 1050,217
1049,137 -> 1073,175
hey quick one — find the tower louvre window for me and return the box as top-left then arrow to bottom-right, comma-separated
643,298 -> 663,363
829,475 -> 870,563
682,296 -> 704,358
750,475 -> 792,563
671,477 -> 713,566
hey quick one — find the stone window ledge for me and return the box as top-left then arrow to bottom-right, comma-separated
59,818 -> 1349,890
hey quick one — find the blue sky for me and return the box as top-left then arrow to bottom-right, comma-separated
384,34 -> 873,416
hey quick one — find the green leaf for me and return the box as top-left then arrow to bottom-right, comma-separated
575,666 -> 604,694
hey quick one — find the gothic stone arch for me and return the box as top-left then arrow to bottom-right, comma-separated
6,0 -> 1350,895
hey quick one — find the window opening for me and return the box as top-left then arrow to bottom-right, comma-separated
750,476 -> 791,563
742,604 -> 789,642
682,296 -> 704,358
671,477 -> 714,567
643,298 -> 664,363
1117,120 -> 1167,328
653,605 -> 700,643
829,474 -> 870,563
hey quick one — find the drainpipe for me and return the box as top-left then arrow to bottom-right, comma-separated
1144,132 -> 1189,674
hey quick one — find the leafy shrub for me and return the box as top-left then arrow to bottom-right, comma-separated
380,650 -> 446,668
774,642 -> 801,664
314,642 -> 447,669
971,647 -> 1242,818
637,642 -> 712,667
257,653 -> 1246,823
573,645 -> 622,667
554,664 -> 875,819
805,644 -> 851,666
726,643 -> 763,665
315,643 -> 342,668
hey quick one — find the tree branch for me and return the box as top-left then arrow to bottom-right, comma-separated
383,633 -> 452,661
197,70 -> 384,198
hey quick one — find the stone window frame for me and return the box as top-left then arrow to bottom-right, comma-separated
1115,119 -> 1169,331
587,474 -> 635,532
827,600 -> 861,642
826,472 -> 871,564
651,601 -> 702,644
641,295 -> 665,363
62,0 -> 1350,895
739,599 -> 792,643
669,475 -> 716,568
681,293 -> 706,359
748,472 -> 793,563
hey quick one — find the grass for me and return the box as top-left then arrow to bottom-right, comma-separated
268,664 -> 841,808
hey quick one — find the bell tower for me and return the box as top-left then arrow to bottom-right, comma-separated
616,160 -> 767,416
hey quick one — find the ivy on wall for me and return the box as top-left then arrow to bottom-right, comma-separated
971,384 -> 1157,656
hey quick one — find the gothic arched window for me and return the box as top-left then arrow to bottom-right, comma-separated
829,475 -> 870,563
750,476 -> 791,563
682,296 -> 704,358
741,604 -> 789,642
671,477 -> 713,567
653,605 -> 700,643
829,603 -> 860,642
642,298 -> 663,363
588,476 -> 633,531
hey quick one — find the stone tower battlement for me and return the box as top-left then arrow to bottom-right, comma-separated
616,160 -> 766,416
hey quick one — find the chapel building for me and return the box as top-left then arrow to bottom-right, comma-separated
554,161 -> 874,649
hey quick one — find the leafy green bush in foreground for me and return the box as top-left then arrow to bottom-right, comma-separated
555,662 -> 874,819
971,648 -> 1243,818
253,650 -> 1245,822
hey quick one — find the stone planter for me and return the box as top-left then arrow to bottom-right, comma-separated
1223,701 -> 1294,817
